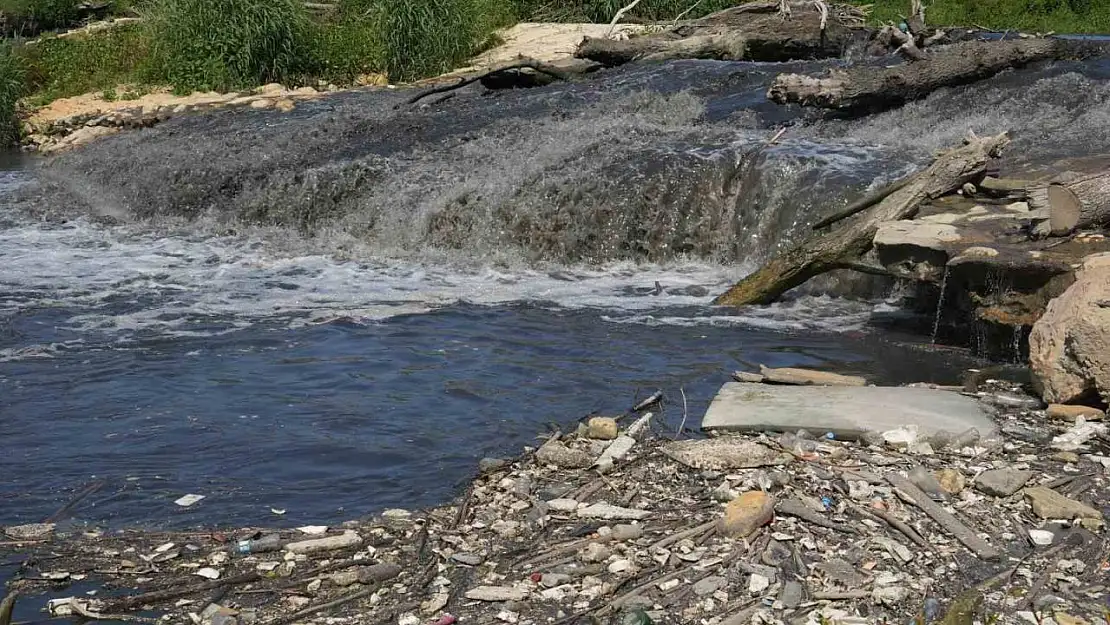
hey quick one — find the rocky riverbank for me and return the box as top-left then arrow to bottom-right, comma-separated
2,375 -> 1108,625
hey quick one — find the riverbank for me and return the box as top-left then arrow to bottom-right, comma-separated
2,374 -> 1107,625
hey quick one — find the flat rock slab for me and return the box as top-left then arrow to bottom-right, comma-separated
701,382 -> 997,440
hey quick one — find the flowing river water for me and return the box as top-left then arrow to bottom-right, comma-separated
3,55 -> 1110,530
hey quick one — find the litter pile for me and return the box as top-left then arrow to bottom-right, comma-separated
2,376 -> 1108,625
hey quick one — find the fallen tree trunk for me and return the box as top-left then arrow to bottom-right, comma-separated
576,1 -> 870,67
1029,169 -> 1110,236
767,39 -> 1063,114
713,132 -> 1010,307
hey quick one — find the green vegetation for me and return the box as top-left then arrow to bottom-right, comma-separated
0,0 -> 1108,146
0,43 -> 25,144
864,0 -> 1110,34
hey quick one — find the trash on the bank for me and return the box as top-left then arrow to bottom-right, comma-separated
174,494 -> 206,507
231,533 -> 283,555
194,567 -> 220,580
296,525 -> 328,535
270,508 -> 286,515
284,530 -> 362,554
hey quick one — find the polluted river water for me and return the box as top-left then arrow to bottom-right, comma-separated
4,53 -> 1110,534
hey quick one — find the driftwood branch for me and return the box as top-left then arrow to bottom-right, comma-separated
103,573 -> 261,612
811,173 -> 915,230
713,131 -> 1009,306
403,60 -> 594,106
768,39 -> 1064,114
576,1 -> 870,67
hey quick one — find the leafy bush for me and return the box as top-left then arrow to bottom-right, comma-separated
16,23 -> 147,104
379,0 -> 510,82
141,0 -> 315,92
0,43 -> 25,145
512,0 -> 738,23
862,0 -> 1110,33
309,1 -> 385,84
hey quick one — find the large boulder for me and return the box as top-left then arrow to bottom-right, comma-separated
1029,253 -> 1110,404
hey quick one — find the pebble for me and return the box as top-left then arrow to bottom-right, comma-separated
1047,404 -> 1105,421
546,498 -> 579,512
748,573 -> 770,594
1028,529 -> 1055,545
1052,451 -> 1080,463
779,581 -> 804,609
465,586 -> 528,602
872,586 -> 909,605
935,468 -> 966,494
718,491 -> 775,538
536,439 -> 594,469
693,576 -> 726,596
450,553 -> 483,566
478,458 -> 508,473
611,524 -> 644,541
973,468 -> 1033,497
540,573 -> 571,588
587,417 -> 619,440
881,426 -> 918,449
580,543 -> 611,563
608,559 -> 632,573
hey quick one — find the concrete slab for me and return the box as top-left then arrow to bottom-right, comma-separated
701,382 -> 997,440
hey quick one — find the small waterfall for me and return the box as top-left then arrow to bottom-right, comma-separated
1011,325 -> 1024,364
931,266 -> 950,344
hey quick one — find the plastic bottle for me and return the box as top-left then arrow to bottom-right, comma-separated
230,533 -> 284,555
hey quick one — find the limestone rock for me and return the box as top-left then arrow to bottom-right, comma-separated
1029,253 -> 1110,404
1024,486 -> 1104,522
718,491 -> 775,538
973,468 -> 1033,497
274,98 -> 296,113
874,221 -> 961,253
579,543 -> 610,563
586,417 -> 618,440
1046,404 -> 1105,421
935,469 -> 966,495
662,438 -> 791,470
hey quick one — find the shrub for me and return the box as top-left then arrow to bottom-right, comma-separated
379,0 -> 509,83
310,1 -> 385,84
0,43 -> 25,145
141,0 -> 315,92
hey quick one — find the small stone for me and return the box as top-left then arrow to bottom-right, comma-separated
536,439 -> 593,469
546,498 -> 579,513
1028,529 -> 1055,545
611,524 -> 644,541
693,576 -> 726,597
780,581 -> 804,608
961,182 -> 977,196
872,586 -> 909,605
540,573 -> 571,588
608,559 -> 632,574
1024,486 -> 1104,522
249,99 -> 273,110
974,468 -> 1033,497
580,543 -> 611,563
587,417 -> 619,440
909,466 -> 946,499
258,83 -> 286,95
882,426 -> 918,450
748,573 -> 770,594
814,560 -> 867,588
1047,404 -> 1105,421
421,593 -> 449,614
718,491 -> 775,538
935,469 -> 966,495
382,508 -> 411,519
195,567 -> 221,580
1052,451 -> 1080,463
478,457 -> 508,473
450,553 -> 483,566
274,99 -> 295,113
465,586 -> 527,602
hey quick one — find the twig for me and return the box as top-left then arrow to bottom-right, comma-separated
648,519 -> 718,551
103,573 -> 260,612
263,587 -> 374,625
607,0 -> 643,37
812,0 -> 829,31
767,127 -> 787,145
675,387 -> 689,438
403,61 -> 572,106
672,0 -> 705,25
452,484 -> 474,529
812,590 -> 870,600
776,498 -> 857,533
854,504 -> 931,550
886,474 -> 1002,560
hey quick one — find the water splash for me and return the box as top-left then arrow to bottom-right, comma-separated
931,267 -> 950,345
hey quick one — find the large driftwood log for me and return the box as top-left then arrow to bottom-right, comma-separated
768,39 -> 1063,114
576,1 -> 870,67
713,132 -> 1010,307
1029,169 -> 1110,236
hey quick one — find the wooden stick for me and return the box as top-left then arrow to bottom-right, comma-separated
648,519 -> 717,551
70,601 -> 157,624
886,474 -> 1002,560
263,587 -> 374,625
103,572 -> 260,612
776,498 -> 857,533
854,504 -> 931,550
607,0 -> 643,36
404,61 -> 573,106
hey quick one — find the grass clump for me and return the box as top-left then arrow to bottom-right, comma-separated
379,0 -> 513,83
141,0 -> 315,93
863,0 -> 1110,33
0,43 -> 25,144
16,22 -> 147,105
